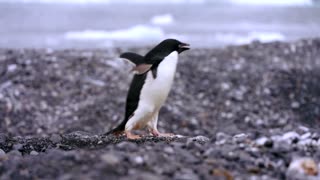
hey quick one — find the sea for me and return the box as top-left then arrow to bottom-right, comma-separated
0,0 -> 319,48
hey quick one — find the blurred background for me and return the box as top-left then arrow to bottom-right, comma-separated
0,0 -> 319,49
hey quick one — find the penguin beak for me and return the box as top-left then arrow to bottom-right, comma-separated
178,42 -> 190,53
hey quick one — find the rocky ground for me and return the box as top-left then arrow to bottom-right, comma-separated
0,38 -> 320,180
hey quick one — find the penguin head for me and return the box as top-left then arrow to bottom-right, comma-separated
158,39 -> 190,54
144,39 -> 190,64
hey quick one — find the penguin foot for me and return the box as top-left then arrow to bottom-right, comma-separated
125,131 -> 141,140
150,129 -> 174,137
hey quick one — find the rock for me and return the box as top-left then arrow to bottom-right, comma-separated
300,132 -> 311,140
291,101 -> 300,109
116,142 -> 138,151
0,149 -> 7,161
120,172 -> 163,180
187,136 -> 210,144
7,150 -> 22,156
216,132 -> 230,141
287,158 -> 319,179
30,151 -> 39,156
0,133 -> 6,144
50,134 -> 62,144
101,153 -> 120,165
256,137 -> 273,148
279,131 -> 300,143
232,133 -> 248,143
174,168 -> 200,180
163,146 -> 174,154
132,156 -> 144,165
13,143 -> 23,150
7,64 -> 17,72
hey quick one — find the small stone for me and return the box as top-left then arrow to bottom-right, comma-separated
50,134 -> 62,144
0,133 -> 6,144
0,149 -> 7,161
300,132 -> 311,140
132,156 -> 144,165
187,136 -> 210,144
164,146 -> 174,154
0,149 -> 5,155
256,137 -> 268,146
291,101 -> 300,109
233,133 -> 248,143
30,151 -> 39,156
174,168 -> 200,180
7,150 -> 21,156
13,143 -> 23,150
116,142 -> 138,151
7,64 -> 17,72
287,158 -> 318,178
280,131 -> 300,142
101,153 -> 120,165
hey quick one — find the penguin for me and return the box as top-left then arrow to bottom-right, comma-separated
105,39 -> 190,139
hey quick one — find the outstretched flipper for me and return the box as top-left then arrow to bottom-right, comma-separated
120,52 -> 152,75
120,52 -> 145,65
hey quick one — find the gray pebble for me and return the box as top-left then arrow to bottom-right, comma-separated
116,142 -> 138,151
30,150 -> 39,156
50,134 -> 62,144
164,146 -> 174,154
13,143 -> 23,150
7,150 -> 22,156
0,149 -> 6,161
0,133 -> 6,144
187,135 -> 210,144
101,153 -> 120,165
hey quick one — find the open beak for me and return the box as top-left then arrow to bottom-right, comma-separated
178,42 -> 190,53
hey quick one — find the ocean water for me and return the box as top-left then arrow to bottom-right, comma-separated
0,0 -> 319,48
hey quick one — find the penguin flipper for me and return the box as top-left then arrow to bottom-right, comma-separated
131,64 -> 152,75
120,52 -> 145,65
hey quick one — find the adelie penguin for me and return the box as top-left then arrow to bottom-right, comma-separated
105,39 -> 190,139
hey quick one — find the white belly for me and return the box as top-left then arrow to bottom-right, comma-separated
125,51 -> 178,130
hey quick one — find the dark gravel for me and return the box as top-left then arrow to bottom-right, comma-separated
1,38 -> 320,179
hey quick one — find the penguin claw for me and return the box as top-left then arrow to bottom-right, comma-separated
125,131 -> 141,140
150,129 -> 174,137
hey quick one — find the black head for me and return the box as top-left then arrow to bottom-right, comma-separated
144,39 -> 190,64
156,39 -> 190,54
146,39 -> 190,60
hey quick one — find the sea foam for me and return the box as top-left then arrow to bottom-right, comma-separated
64,25 -> 165,41
214,31 -> 285,45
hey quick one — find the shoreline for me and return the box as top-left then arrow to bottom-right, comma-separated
0,38 -> 320,179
